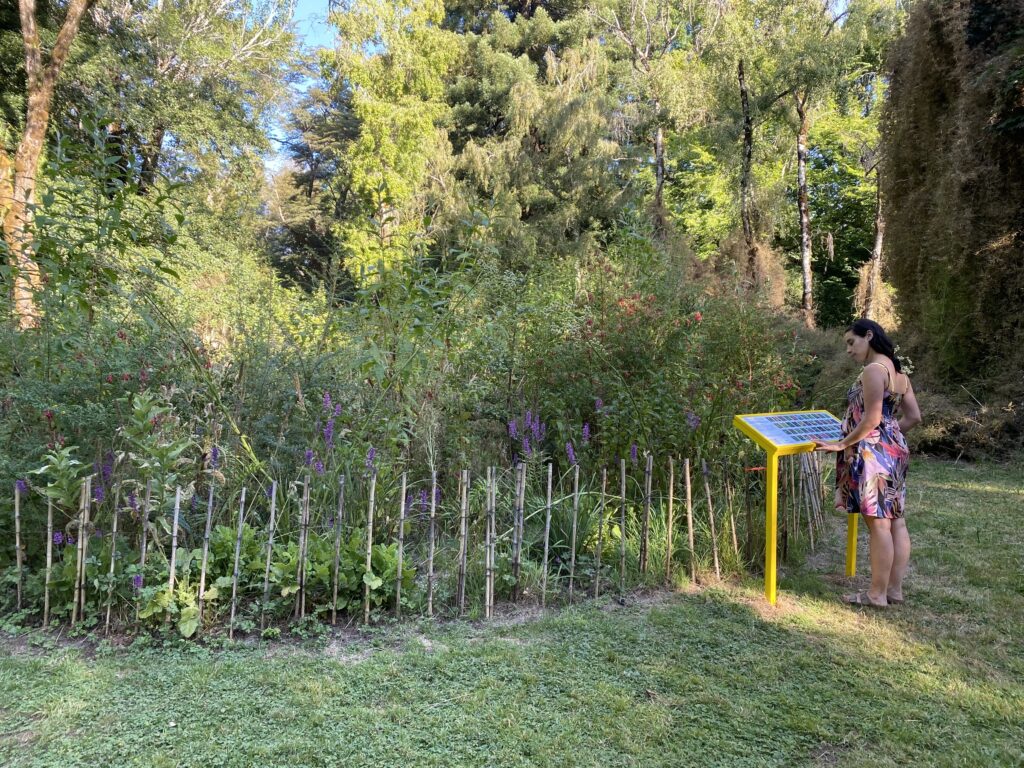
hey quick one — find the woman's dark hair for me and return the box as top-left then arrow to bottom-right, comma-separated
848,319 -> 902,373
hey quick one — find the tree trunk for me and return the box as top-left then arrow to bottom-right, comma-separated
653,98 -> 665,235
794,92 -> 814,328
863,181 -> 885,320
738,59 -> 757,280
138,125 -> 166,193
3,0 -> 94,329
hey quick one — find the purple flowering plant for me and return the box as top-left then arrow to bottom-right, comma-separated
15,478 -> 29,495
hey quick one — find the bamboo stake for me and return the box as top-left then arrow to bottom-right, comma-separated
396,472 -> 407,618
789,456 -> 798,554
511,463 -> 524,601
198,482 -> 215,627
457,469 -> 469,615
640,452 -> 653,573
800,456 -> 815,552
14,481 -> 23,611
492,468 -> 499,617
684,459 -> 696,582
44,498 -> 53,626
139,480 -> 151,572
135,480 -> 151,621
331,476 -> 344,626
782,454 -> 790,561
73,479 -> 92,625
724,461 -> 740,560
541,462 -> 552,608
167,487 -> 181,600
260,480 -> 279,631
700,460 -> 721,580
568,462 -> 580,602
104,488 -> 121,636
483,468 -> 491,618
363,470 -> 377,624
71,484 -> 84,626
665,457 -> 675,585
80,476 -> 93,620
619,458 -> 627,596
296,476 -> 311,620
427,470 -> 436,618
594,467 -> 606,598
483,466 -> 491,622
743,468 -> 754,564
229,488 -> 247,640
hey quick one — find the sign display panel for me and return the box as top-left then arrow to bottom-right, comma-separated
737,411 -> 843,448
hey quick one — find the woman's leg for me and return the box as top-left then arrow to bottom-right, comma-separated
864,516 -> 893,605
887,518 -> 910,602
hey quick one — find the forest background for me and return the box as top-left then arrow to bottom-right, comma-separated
0,0 -> 1022,625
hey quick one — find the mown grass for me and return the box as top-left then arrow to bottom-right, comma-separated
1,458 -> 1021,767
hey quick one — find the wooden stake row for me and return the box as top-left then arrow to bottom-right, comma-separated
9,454 -> 816,629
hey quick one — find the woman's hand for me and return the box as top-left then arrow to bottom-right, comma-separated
813,440 -> 846,452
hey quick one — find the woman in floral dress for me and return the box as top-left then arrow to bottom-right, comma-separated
815,320 -> 921,607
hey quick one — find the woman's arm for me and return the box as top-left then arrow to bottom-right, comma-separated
898,377 -> 921,432
814,366 -> 886,452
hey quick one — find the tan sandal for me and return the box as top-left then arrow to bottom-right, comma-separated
843,591 -> 888,608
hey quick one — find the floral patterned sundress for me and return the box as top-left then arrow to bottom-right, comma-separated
835,363 -> 910,519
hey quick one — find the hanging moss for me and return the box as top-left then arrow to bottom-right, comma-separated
882,0 -> 1024,394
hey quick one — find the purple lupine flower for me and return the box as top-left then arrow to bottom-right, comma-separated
419,489 -> 428,512
686,411 -> 701,431
525,410 -> 532,429
66,534 -> 76,546
566,441 -> 577,465
530,414 -> 542,441
210,444 -> 220,469
93,483 -> 105,504
630,443 -> 638,464
127,490 -> 138,513
323,391 -> 333,412
53,531 -> 64,546
314,459 -> 325,475
405,493 -> 414,513
434,486 -> 441,505
323,418 -> 335,450
132,573 -> 143,592
265,485 -> 274,499
15,478 -> 29,495
522,435 -> 532,457
595,397 -> 604,411
582,422 -> 591,445
304,448 -> 315,467
365,446 -> 376,472
333,403 -> 342,417
508,419 -> 518,439
101,452 -> 115,484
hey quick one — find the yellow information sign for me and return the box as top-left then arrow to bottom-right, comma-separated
733,410 -> 857,604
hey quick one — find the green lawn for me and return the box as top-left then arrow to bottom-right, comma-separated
2,458 -> 1022,767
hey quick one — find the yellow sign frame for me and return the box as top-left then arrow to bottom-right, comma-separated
733,410 -> 857,604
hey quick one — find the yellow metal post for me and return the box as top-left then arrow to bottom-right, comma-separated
764,450 -> 779,605
845,514 -> 858,577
